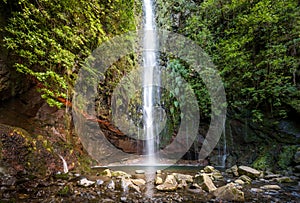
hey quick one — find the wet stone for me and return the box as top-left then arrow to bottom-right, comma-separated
238,166 -> 261,179
260,184 -> 281,190
135,170 -> 145,174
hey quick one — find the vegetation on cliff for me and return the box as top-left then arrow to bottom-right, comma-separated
157,0 -> 300,123
1,0 -> 138,107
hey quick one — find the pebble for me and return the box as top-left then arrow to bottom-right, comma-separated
135,170 -> 145,174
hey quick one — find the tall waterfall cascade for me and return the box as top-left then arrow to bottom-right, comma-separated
142,0 -> 160,164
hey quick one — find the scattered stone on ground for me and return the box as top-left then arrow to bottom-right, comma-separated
212,182 -> 245,202
238,165 -> 261,179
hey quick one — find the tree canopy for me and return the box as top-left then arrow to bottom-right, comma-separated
157,0 -> 300,123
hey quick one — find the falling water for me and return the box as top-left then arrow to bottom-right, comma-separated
142,0 -> 160,164
216,128 -> 227,168
58,154 -> 69,174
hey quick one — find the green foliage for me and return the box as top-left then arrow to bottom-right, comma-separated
252,145 -> 276,171
165,59 -> 211,120
2,0 -> 137,107
157,0 -> 300,123
278,145 -> 298,169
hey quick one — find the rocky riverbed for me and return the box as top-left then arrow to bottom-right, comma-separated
0,165 -> 299,202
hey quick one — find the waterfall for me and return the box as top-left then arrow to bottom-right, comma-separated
142,0 -> 160,164
216,128 -> 227,168
58,154 -> 68,174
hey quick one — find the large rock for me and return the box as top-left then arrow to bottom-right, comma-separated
239,175 -> 252,184
203,166 -> 215,173
238,166 -> 260,179
156,175 -> 178,191
213,182 -> 245,202
155,176 -> 163,185
172,173 -> 193,183
121,177 -> 140,193
131,178 -> 146,186
111,170 -> 131,178
195,174 -> 216,192
172,173 -> 193,189
226,165 -> 239,177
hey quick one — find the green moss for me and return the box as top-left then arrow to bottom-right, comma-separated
278,145 -> 298,169
57,186 -> 70,196
252,153 -> 272,171
252,145 -> 276,171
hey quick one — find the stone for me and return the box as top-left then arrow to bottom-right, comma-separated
172,173 -> 193,183
107,180 -> 115,191
234,179 -> 245,185
155,176 -> 163,185
212,182 -> 244,202
156,170 -> 162,174
78,178 -> 95,187
275,176 -> 293,183
111,170 -> 131,178
204,166 -> 215,173
96,179 -> 104,186
260,184 -> 281,190
231,165 -> 239,177
101,169 -> 112,178
238,166 -> 260,179
212,171 -> 224,181
121,177 -> 131,192
131,178 -> 146,186
264,174 -> 281,179
135,170 -> 145,174
187,183 -> 203,193
239,175 -> 252,184
250,188 -> 264,193
156,175 -> 178,191
177,179 -> 188,189
195,174 -> 217,193
121,177 -> 140,193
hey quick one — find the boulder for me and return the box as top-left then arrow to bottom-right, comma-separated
213,182 -> 245,202
101,169 -> 112,178
238,166 -> 260,179
121,177 -> 140,193
195,174 -> 216,193
111,170 -> 131,178
172,173 -> 193,183
131,178 -> 146,186
203,166 -> 215,173
239,175 -> 252,184
156,175 -> 178,191
226,165 -> 239,177
212,171 -> 224,181
155,176 -> 163,185
234,179 -> 245,185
